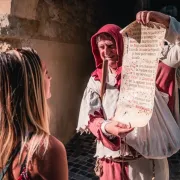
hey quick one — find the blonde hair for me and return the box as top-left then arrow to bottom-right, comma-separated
0,47 -> 50,179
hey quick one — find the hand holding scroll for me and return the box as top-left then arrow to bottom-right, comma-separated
136,11 -> 170,28
105,121 -> 134,138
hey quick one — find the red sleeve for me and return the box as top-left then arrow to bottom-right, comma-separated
88,109 -> 120,151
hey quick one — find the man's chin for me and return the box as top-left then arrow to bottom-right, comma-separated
108,61 -> 118,69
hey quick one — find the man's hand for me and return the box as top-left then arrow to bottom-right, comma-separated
136,11 -> 170,28
105,121 -> 134,138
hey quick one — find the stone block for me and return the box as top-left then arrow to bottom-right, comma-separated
0,0 -> 11,14
11,0 -> 39,20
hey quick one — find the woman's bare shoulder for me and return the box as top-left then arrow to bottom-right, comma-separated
48,135 -> 66,153
34,135 -> 68,180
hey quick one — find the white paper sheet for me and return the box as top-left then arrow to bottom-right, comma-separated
114,21 -> 166,127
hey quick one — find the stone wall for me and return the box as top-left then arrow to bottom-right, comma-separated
0,0 -> 105,143
36,0 -> 104,43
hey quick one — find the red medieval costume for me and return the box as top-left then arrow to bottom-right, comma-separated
77,17 -> 180,180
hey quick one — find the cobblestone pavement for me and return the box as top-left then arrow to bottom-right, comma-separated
66,133 -> 180,180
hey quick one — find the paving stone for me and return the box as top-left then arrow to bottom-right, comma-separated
66,133 -> 180,180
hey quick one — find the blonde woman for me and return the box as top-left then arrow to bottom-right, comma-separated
0,48 -> 68,180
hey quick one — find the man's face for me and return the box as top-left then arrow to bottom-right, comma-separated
97,36 -> 118,69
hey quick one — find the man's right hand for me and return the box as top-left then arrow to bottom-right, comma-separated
136,11 -> 170,28
105,121 -> 134,137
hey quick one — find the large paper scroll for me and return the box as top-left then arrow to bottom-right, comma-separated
114,21 -> 166,127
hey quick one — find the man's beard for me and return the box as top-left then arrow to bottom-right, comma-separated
108,60 -> 118,70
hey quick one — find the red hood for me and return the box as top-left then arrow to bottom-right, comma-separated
91,24 -> 123,68
91,24 -> 124,88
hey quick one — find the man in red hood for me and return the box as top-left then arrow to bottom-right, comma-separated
77,11 -> 180,180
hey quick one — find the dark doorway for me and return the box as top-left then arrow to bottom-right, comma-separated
150,0 -> 180,20
98,0 -> 137,28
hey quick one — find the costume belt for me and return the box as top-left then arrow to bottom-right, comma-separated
112,154 -> 143,162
